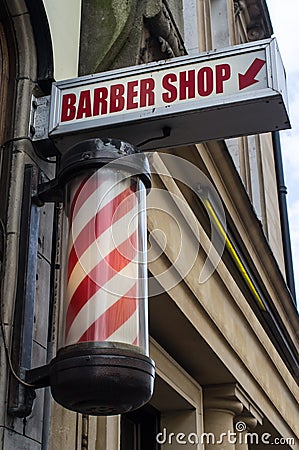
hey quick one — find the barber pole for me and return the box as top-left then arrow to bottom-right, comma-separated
48,138 -> 154,416
63,168 -> 140,348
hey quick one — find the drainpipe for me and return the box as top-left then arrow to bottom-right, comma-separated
272,131 -> 296,304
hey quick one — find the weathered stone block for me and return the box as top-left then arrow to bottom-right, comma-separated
3,428 -> 41,450
38,203 -> 54,263
34,256 -> 51,348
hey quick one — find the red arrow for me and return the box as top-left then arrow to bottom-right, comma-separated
238,58 -> 266,90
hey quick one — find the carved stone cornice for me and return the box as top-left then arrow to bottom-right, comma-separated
234,0 -> 273,41
144,0 -> 186,58
244,0 -> 273,41
79,0 -> 139,74
205,397 -> 244,416
203,383 -> 263,424
204,384 -> 244,415
234,415 -> 258,431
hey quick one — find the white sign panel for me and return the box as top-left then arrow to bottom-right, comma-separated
49,38 -> 290,151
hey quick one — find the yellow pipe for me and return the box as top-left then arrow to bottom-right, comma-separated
204,198 -> 266,311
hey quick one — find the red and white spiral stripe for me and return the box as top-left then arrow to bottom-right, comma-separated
63,169 -> 140,348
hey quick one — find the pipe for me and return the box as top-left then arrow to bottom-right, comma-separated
203,198 -> 266,311
272,131 -> 296,304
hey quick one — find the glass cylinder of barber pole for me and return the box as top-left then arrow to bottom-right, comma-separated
49,138 -> 154,416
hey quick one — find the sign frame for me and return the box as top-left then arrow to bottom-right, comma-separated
48,38 -> 290,151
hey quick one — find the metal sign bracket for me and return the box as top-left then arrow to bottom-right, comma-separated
29,95 -> 59,157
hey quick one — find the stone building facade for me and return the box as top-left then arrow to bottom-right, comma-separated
0,0 -> 298,449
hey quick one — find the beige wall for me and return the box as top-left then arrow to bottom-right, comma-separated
43,0 -> 81,80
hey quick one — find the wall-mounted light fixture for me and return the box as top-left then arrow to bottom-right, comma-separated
17,138 -> 155,416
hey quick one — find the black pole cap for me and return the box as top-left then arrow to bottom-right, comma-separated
58,138 -> 151,191
49,343 -> 155,415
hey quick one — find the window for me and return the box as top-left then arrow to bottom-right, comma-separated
121,404 -> 160,450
